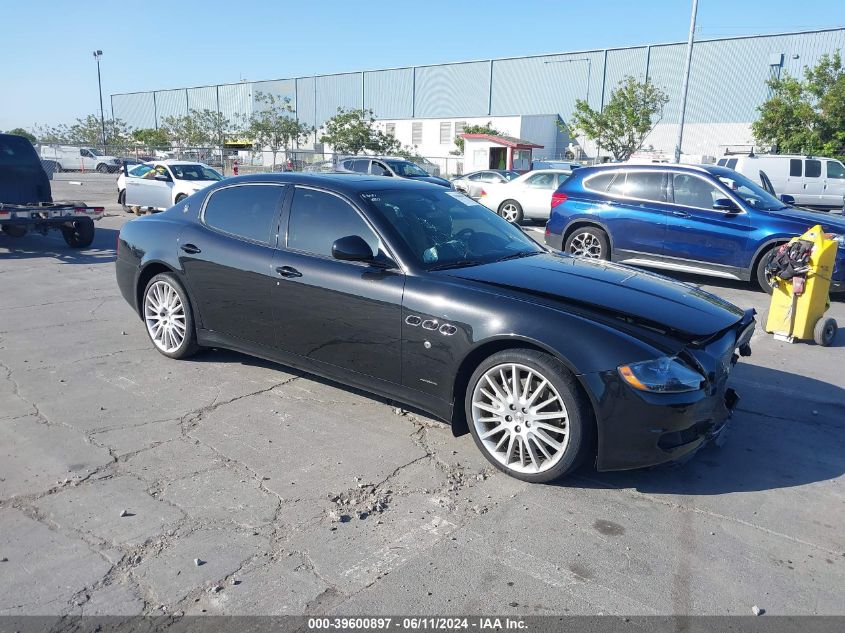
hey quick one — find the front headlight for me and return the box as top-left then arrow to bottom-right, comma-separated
618,356 -> 704,393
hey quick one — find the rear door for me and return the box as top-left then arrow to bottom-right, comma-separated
518,172 -> 559,218
601,170 -> 670,258
178,183 -> 286,348
801,159 -> 825,206
664,172 -> 750,272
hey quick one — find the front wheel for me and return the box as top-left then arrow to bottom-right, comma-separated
465,349 -> 592,483
175,194 -> 187,204
143,273 -> 199,359
60,218 -> 95,248
96,163 -> 108,173
498,200 -> 523,224
565,226 -> 609,260
754,246 -> 779,294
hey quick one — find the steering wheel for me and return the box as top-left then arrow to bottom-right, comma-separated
454,227 -> 476,241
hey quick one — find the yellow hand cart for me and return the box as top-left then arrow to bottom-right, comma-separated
764,224 -> 838,346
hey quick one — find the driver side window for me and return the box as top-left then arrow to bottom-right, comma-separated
287,188 -> 381,259
672,174 -> 721,210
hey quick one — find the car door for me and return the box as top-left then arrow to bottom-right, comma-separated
518,172 -> 559,218
178,183 -> 286,349
599,170 -> 670,259
272,186 -> 404,382
664,172 -> 750,272
802,159 -> 825,207
126,165 -> 173,209
823,159 -> 845,208
784,158 -> 806,203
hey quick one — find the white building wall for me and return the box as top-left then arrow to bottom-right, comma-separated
374,116 -> 524,158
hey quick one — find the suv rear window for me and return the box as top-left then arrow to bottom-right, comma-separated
0,135 -> 40,167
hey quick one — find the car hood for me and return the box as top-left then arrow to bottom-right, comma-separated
761,206 -> 845,233
183,180 -> 220,190
407,175 -> 451,187
442,252 -> 747,340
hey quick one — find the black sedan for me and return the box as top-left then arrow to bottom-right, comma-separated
116,174 -> 755,482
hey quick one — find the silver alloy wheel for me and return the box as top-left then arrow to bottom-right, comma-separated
144,280 -> 187,353
471,363 -> 570,474
500,203 -> 520,222
569,231 -> 603,258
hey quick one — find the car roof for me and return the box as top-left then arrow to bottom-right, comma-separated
215,172 -> 448,194
578,163 -> 712,174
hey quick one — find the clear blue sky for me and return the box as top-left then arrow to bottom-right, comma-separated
2,0 -> 843,131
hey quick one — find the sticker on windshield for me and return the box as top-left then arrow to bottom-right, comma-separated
445,191 -> 478,206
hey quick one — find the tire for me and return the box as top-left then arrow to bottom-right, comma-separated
564,226 -> 610,260
96,163 -> 108,173
53,162 -> 62,173
175,194 -> 187,203
60,218 -> 95,248
498,200 -> 524,224
813,317 -> 837,347
142,273 -> 199,359
754,246 -> 778,295
465,349 -> 593,483
2,225 -> 27,238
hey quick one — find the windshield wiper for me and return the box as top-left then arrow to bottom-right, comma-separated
496,250 -> 542,262
428,260 -> 487,271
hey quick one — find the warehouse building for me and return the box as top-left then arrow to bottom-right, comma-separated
112,27 -> 845,169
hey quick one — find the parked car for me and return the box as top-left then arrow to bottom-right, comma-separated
451,169 -> 520,199
716,154 -> 845,212
532,160 -> 581,171
38,144 -> 121,173
337,156 -> 451,187
478,169 -> 572,223
116,173 -> 756,482
545,163 -> 845,293
118,161 -> 222,212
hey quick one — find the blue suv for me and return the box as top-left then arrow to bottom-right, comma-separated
545,164 -> 845,292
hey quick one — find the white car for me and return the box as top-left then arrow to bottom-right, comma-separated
118,161 -> 223,212
478,169 -> 572,223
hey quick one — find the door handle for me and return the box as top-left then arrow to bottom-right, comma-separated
180,243 -> 201,254
276,265 -> 302,278
671,210 -> 691,218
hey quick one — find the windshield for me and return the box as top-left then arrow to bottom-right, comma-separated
385,160 -> 429,177
169,164 -> 222,181
361,188 -> 544,270
712,169 -> 787,211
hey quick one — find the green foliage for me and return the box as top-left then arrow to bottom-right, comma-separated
753,51 -> 845,160
452,122 -> 503,155
34,115 -> 132,149
567,76 -> 669,162
248,92 -> 311,167
161,108 -> 241,148
131,128 -> 171,149
320,108 -> 399,155
5,128 -> 36,143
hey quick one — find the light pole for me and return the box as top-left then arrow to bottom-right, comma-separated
673,0 -> 698,163
93,50 -> 107,151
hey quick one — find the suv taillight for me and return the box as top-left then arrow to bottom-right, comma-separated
551,192 -> 568,208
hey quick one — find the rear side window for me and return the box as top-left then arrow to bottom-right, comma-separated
0,135 -> 40,167
524,173 -> 556,188
623,172 -> 666,202
287,188 -> 381,258
726,159 -> 738,169
717,159 -> 727,166
789,159 -> 802,177
805,160 -> 821,178
203,184 -> 285,244
583,172 -> 616,193
827,161 -> 845,179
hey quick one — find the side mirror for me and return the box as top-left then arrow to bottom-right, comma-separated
713,198 -> 739,212
780,194 -> 795,205
332,235 -> 374,262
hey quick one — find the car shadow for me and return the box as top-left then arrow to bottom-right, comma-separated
566,363 -> 845,495
0,226 -> 118,264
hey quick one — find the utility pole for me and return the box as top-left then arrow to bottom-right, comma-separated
93,50 -> 106,151
673,0 -> 698,163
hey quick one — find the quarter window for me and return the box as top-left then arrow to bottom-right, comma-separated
789,159 -> 802,177
827,161 -> 845,179
671,174 -> 721,209
583,172 -> 616,193
805,160 -> 821,178
203,185 -> 285,244
287,188 -> 381,259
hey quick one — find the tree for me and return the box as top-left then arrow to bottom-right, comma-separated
161,108 -> 241,150
33,115 -> 132,150
320,108 -> 398,155
451,122 -> 504,155
131,128 -> 171,149
753,51 -> 845,159
5,128 -> 36,143
567,76 -> 669,162
248,92 -> 311,168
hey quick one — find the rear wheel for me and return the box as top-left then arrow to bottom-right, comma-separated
143,273 -> 198,359
60,218 -> 95,248
813,317 -> 837,347
53,162 -> 62,173
465,349 -> 592,483
2,225 -> 27,238
498,200 -> 523,224
175,194 -> 187,203
565,226 -> 609,260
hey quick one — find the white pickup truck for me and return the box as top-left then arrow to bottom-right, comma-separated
38,144 -> 122,173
